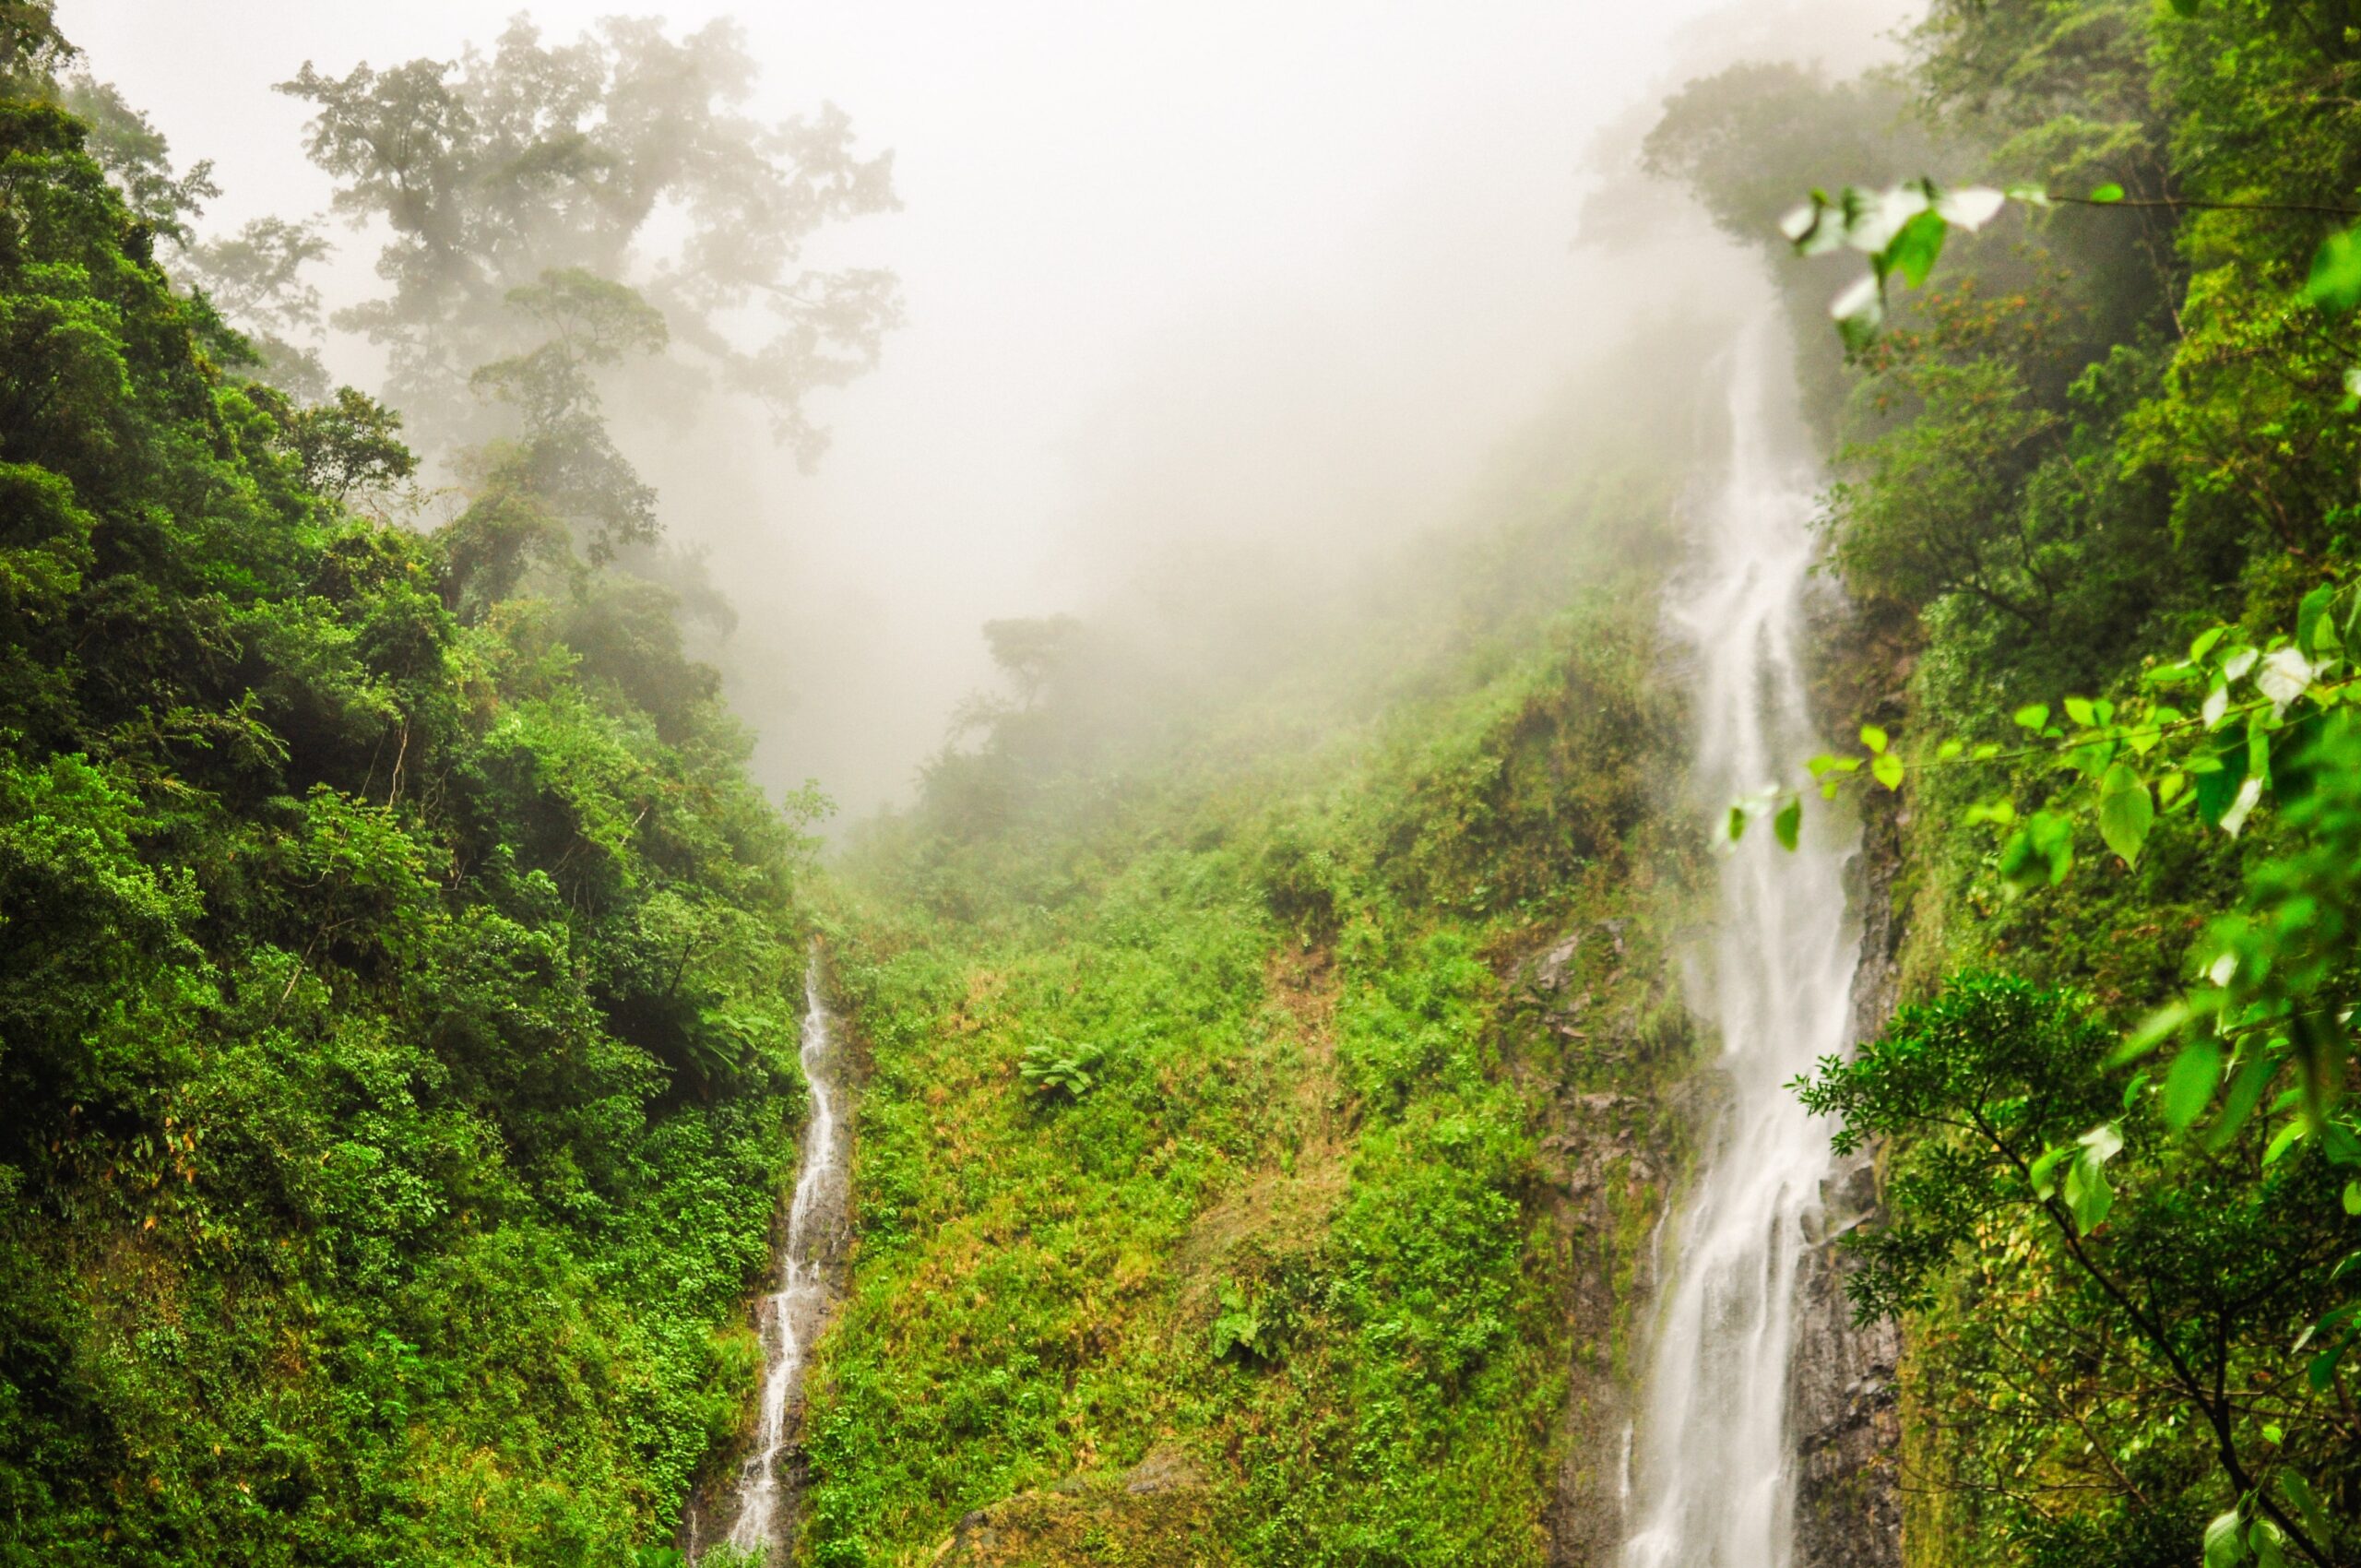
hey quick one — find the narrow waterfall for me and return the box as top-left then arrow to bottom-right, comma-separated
713,951 -> 851,1560
1623,324 -> 1861,1568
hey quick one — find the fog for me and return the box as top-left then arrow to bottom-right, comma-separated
60,0 -> 1906,820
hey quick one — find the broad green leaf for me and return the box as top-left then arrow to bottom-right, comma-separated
2013,703 -> 2050,730
2195,732 -> 2248,824
2028,1143 -> 2069,1200
1872,752 -> 1905,790
2297,584 -> 2338,652
2064,695 -> 2097,727
1936,737 -> 1964,760
2062,1145 -> 2114,1232
2248,1520 -> 2289,1568
2345,1180 -> 2360,1216
1971,742 -> 2001,760
1774,796 -> 1802,851
2191,625 -> 2227,661
2282,1472 -> 2333,1554
1882,209 -> 1948,290
2089,183 -> 2126,203
2211,1056 -> 2278,1148
2162,1039 -> 2223,1129
1859,724 -> 1889,754
2098,764 -> 2153,865
2306,223 -> 2361,313
2220,774 -> 2265,837
2113,1002 -> 2191,1063
2203,1512 -> 2246,1568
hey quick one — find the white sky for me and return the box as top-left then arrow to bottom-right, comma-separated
59,0 -> 1894,816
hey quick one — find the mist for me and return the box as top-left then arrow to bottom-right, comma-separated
59,0 -> 1910,823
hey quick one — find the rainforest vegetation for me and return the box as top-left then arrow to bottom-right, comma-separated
3,0 -> 2361,1563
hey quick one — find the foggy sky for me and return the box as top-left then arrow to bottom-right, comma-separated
60,0 -> 1904,819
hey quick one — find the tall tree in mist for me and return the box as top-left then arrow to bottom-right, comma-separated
280,15 -> 902,469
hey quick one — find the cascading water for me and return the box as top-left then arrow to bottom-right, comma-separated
1622,322 -> 1861,1568
710,951 -> 850,1561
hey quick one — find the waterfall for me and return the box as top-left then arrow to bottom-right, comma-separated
713,950 -> 850,1560
1622,322 -> 1861,1568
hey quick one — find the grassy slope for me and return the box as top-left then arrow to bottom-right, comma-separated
795,371 -> 1722,1563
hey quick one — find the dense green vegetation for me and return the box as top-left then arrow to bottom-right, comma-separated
796,357 -> 1715,1564
1659,1 -> 2361,1562
0,14 -> 838,1563
13,0 -> 2361,1562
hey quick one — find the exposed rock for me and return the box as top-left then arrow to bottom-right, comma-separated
1786,786 -> 1907,1568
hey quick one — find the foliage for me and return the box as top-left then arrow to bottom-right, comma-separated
1650,0 -> 2361,1560
278,14 -> 900,464
797,421 -> 1704,1562
0,26 -> 822,1565
1800,975 -> 2355,1568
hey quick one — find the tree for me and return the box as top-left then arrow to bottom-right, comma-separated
278,14 -> 901,466
1798,975 -> 2355,1568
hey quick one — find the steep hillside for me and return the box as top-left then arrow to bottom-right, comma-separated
795,365 -> 1726,1563
0,37 -> 816,1567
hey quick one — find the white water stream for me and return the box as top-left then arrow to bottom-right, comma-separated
715,952 -> 849,1560
1622,324 -> 1861,1568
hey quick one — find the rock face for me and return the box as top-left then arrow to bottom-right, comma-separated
1786,792 -> 1907,1568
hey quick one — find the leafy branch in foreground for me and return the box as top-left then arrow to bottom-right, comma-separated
1783,177 -> 2361,351
1737,582 -> 2361,1407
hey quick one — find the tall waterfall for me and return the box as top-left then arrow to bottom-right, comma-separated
715,951 -> 850,1560
1623,324 -> 1860,1568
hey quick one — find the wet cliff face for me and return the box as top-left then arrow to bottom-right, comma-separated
1787,778 -> 1908,1568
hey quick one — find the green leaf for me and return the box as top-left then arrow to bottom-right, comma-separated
2098,765 -> 2153,865
1773,796 -> 1802,851
2345,1179 -> 2360,1216
2195,731 -> 2250,826
1859,724 -> 1889,754
1936,738 -> 1964,760
2210,1055 -> 2278,1149
2028,1143 -> 2069,1200
2281,1473 -> 2333,1555
2167,0 -> 2200,14
2204,1512 -> 2247,1568
2062,1143 -> 2115,1232
2306,223 -> 2361,313
2089,183 -> 2126,204
1726,805 -> 1747,842
1882,208 -> 1948,290
2298,584 -> 2339,653
2013,703 -> 2050,730
1832,274 -> 1884,348
2064,695 -> 2097,727
1872,752 -> 1905,791
2161,1039 -> 2224,1129
2191,626 -> 2226,662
